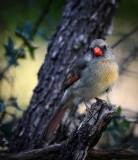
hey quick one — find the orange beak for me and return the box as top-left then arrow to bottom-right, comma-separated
94,47 -> 103,56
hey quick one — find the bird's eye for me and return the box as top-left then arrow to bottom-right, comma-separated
103,45 -> 106,49
90,48 -> 94,53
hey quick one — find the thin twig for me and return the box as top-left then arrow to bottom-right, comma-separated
32,0 -> 53,35
112,26 -> 138,49
119,47 -> 137,74
0,64 -> 10,81
115,114 -> 138,124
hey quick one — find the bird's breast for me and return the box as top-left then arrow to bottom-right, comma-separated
71,60 -> 118,99
99,60 -> 118,83
94,60 -> 118,96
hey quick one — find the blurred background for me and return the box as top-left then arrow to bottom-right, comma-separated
0,0 -> 138,151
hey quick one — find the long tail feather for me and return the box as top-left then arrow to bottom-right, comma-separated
39,91 -> 75,143
44,104 -> 69,140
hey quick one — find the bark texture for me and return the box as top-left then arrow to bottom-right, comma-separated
2,100 -> 120,160
58,100 -> 116,160
2,101 -> 138,159
9,0 -> 120,152
2,149 -> 138,160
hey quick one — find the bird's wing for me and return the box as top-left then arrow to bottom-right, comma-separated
62,58 -> 87,90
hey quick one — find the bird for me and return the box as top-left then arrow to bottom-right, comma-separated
41,39 -> 119,141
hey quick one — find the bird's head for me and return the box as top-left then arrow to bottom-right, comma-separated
89,39 -> 115,61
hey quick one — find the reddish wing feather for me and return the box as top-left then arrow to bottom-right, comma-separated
70,76 -> 79,83
62,58 -> 87,90
62,70 -> 79,90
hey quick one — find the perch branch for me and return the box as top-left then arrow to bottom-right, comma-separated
1,99 -> 117,160
57,99 -> 116,160
3,101 -> 137,160
1,144 -> 138,160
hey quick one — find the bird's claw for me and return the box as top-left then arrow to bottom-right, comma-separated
95,97 -> 106,104
84,100 -> 93,115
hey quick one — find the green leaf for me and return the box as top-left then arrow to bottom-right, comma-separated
10,102 -> 22,111
15,22 -> 38,58
119,120 -> 130,133
15,48 -> 26,59
4,37 -> 26,66
4,37 -> 14,54
37,28 -> 49,41
27,44 -> 38,59
8,97 -> 22,111
116,106 -> 122,114
8,97 -> 17,102
15,21 -> 34,41
0,100 -> 6,112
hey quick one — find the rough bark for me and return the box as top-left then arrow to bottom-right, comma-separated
9,0 -> 121,152
86,149 -> 138,160
2,101 -> 138,160
2,148 -> 138,160
58,99 -> 116,160
2,100 -> 118,160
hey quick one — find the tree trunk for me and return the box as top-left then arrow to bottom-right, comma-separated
9,0 -> 121,152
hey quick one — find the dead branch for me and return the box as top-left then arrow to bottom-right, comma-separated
1,144 -> 138,160
3,100 -> 137,160
1,99 -> 118,160
1,143 -> 62,160
58,99 -> 116,160
87,149 -> 138,160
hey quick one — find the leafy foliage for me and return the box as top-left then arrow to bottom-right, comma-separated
99,106 -> 137,149
15,22 -> 34,41
4,37 -> 26,66
15,22 -> 38,59
7,97 -> 22,111
0,0 -> 64,152
0,97 -> 22,150
0,35 -> 26,151
0,100 -> 6,112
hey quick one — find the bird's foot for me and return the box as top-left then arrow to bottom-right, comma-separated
95,97 -> 106,104
84,99 -> 93,115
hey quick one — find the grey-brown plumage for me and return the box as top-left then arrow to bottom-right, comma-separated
42,39 -> 119,140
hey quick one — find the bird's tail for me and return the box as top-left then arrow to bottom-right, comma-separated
44,104 -> 69,139
40,90 -> 74,142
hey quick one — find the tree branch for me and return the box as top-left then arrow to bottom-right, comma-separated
2,144 -> 138,160
119,46 -> 137,74
111,26 -> 138,49
115,114 -> 138,124
58,99 -> 116,160
87,149 -> 138,160
1,143 -> 62,160
1,99 -> 117,160
32,0 -> 53,35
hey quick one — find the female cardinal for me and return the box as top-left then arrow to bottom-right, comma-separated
42,39 -> 118,141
